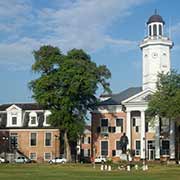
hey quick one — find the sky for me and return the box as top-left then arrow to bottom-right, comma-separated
0,0 -> 180,103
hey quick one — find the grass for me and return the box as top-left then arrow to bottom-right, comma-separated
0,163 -> 179,180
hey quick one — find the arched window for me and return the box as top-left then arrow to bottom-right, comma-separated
149,25 -> 151,36
159,25 -> 162,36
153,24 -> 157,36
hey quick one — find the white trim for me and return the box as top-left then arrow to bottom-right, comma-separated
43,110 -> 51,127
6,104 -> 22,111
122,89 -> 155,104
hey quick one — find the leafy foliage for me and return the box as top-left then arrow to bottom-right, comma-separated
29,45 -> 111,140
146,70 -> 180,121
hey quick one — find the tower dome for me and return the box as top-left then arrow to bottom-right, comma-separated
147,14 -> 165,25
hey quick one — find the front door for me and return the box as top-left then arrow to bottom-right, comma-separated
147,140 -> 155,160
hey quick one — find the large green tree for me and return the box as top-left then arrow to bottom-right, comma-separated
29,45 -> 111,161
146,71 -> 180,120
146,70 -> 180,160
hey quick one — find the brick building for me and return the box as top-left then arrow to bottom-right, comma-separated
79,125 -> 91,162
91,13 -> 178,161
0,103 -> 60,162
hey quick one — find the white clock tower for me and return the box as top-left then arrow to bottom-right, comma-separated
139,12 -> 173,90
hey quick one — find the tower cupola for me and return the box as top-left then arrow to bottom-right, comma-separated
139,11 -> 173,91
147,10 -> 164,37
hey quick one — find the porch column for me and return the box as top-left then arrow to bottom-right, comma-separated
170,120 -> 175,159
155,116 -> 160,159
140,110 -> 145,159
126,111 -> 131,150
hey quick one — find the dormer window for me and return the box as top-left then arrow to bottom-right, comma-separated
29,112 -> 38,127
6,105 -> 22,127
43,111 -> 51,127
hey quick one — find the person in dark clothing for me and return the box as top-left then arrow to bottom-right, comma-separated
120,133 -> 129,154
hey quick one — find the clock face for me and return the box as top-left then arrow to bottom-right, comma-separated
152,52 -> 158,58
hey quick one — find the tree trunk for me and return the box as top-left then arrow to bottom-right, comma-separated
64,130 -> 72,162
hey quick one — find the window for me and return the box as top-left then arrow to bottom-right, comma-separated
116,141 -> 121,150
116,118 -> 123,133
160,118 -> 170,133
133,118 -> 136,127
101,141 -> 108,156
135,140 -> 141,155
159,24 -> 162,35
45,132 -> 52,146
12,116 -> 17,125
44,152 -> 52,160
30,133 -> 37,146
29,112 -> 37,126
145,122 -> 149,132
88,137 -> 91,144
84,149 -> 90,157
101,119 -> 108,127
101,119 -> 108,134
135,126 -> 139,133
161,140 -> 170,155
153,24 -> 157,36
10,133 -> 18,148
149,25 -> 151,36
83,137 -> 90,144
30,152 -> 37,160
30,117 -> 36,125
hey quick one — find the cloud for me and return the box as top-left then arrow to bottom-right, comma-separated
0,37 -> 41,71
0,0 -> 32,34
35,0 -> 146,52
0,0 -> 149,71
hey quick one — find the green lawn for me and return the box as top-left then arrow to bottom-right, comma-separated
0,163 -> 179,180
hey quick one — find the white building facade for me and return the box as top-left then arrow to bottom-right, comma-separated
124,12 -> 175,160
92,13 -> 176,161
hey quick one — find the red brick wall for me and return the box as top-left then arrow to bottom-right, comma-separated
91,112 -> 126,158
0,129 -> 60,162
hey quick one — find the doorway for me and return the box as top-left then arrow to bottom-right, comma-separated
147,140 -> 155,160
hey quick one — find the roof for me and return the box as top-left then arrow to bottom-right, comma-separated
99,87 -> 142,106
147,14 -> 165,25
0,103 -> 44,111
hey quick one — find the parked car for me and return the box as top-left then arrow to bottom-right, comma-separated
49,157 -> 67,164
15,156 -> 31,163
0,157 -> 5,163
94,156 -> 106,163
